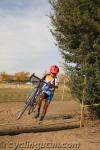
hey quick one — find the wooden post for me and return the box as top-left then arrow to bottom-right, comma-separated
80,100 -> 84,128
80,76 -> 86,128
61,79 -> 66,100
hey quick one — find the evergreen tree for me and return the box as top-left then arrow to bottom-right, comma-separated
49,0 -> 100,117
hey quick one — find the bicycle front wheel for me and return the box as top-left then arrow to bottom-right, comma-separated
17,103 -> 29,120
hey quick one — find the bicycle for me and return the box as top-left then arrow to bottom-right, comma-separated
17,73 -> 46,120
17,73 -> 53,120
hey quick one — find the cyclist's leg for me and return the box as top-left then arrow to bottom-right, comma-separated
34,94 -> 45,118
40,100 -> 50,120
39,94 -> 53,121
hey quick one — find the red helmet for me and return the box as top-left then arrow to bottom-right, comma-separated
50,65 -> 59,74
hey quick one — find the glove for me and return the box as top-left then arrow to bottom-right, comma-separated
48,83 -> 54,88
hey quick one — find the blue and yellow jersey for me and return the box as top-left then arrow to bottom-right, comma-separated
42,74 -> 59,95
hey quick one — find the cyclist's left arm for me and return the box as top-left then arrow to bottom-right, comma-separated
48,78 -> 59,89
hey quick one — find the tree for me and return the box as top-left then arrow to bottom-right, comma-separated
13,72 -> 30,82
49,0 -> 100,117
0,72 -> 10,81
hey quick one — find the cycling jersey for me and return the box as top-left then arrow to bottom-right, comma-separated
41,74 -> 59,102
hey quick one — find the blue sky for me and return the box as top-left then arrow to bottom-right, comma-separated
0,0 -> 63,76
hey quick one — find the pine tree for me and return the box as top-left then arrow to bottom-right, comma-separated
49,0 -> 100,117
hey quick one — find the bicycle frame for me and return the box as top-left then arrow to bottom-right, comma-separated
17,73 -> 49,120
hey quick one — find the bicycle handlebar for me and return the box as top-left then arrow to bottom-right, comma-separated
29,73 -> 56,88
29,73 -> 45,83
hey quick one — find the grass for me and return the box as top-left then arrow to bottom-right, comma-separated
0,87 -> 30,102
0,83 -> 73,102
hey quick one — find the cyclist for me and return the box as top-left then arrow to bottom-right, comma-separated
34,65 -> 59,121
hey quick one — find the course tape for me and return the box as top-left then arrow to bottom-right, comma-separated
80,103 -> 100,108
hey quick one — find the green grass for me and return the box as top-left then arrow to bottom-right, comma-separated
0,84 -> 73,102
53,87 -> 73,101
0,87 -> 30,102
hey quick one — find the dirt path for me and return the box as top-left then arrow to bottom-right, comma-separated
0,100 -> 100,150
